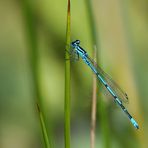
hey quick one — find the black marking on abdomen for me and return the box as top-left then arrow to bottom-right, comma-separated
119,103 -> 132,119
114,95 -> 117,99
105,84 -> 108,88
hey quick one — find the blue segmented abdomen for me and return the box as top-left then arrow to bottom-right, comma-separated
72,41 -> 139,129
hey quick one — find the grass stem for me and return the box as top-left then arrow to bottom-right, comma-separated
64,0 -> 71,148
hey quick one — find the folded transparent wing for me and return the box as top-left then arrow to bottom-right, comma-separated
87,55 -> 129,104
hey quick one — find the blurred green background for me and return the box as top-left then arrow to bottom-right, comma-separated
0,0 -> 148,148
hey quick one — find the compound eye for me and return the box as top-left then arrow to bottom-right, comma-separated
75,40 -> 80,45
71,40 -> 80,47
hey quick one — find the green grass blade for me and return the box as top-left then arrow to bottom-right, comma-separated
64,0 -> 71,148
37,103 -> 51,148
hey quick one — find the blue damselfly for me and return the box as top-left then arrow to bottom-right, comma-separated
71,40 -> 139,129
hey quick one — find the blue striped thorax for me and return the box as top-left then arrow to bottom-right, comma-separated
71,40 -> 87,58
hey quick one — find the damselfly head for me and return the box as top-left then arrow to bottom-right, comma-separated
71,40 -> 80,48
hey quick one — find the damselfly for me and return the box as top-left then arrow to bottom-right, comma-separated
71,40 -> 139,129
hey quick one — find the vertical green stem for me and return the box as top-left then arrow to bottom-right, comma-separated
21,1 -> 51,147
64,0 -> 71,148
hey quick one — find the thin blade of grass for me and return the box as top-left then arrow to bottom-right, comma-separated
37,103 -> 51,148
64,0 -> 71,148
